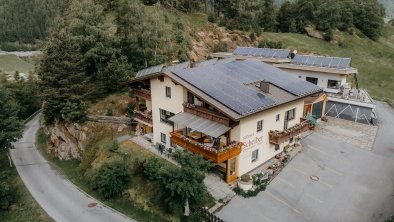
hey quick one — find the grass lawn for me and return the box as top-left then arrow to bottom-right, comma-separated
36,128 -> 179,222
0,54 -> 34,75
260,25 -> 394,106
0,155 -> 52,222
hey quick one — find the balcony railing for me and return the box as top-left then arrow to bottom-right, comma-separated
134,110 -> 153,125
183,102 -> 230,126
170,130 -> 242,163
133,88 -> 151,101
268,119 -> 311,145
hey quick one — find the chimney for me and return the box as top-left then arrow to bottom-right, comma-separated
260,81 -> 270,93
190,59 -> 196,68
289,49 -> 297,59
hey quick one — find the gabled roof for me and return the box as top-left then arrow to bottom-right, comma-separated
171,60 -> 322,117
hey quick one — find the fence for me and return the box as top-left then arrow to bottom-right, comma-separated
201,207 -> 226,222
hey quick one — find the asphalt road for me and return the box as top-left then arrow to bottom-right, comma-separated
10,116 -> 134,222
217,102 -> 394,222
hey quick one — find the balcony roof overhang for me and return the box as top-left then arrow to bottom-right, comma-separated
169,112 -> 231,138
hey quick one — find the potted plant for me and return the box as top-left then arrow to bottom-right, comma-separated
238,174 -> 253,191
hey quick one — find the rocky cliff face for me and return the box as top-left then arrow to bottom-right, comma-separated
44,122 -> 87,160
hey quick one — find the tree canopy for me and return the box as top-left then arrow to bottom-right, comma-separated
0,87 -> 23,153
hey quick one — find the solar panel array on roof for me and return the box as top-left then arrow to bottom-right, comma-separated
215,57 -> 236,65
163,61 -> 190,72
172,60 -> 321,115
291,54 -> 351,69
196,58 -> 218,67
136,64 -> 164,78
233,47 -> 290,59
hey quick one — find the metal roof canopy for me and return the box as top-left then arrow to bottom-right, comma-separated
169,112 -> 231,138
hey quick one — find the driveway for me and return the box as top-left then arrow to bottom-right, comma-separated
217,102 -> 394,222
10,116 -> 134,222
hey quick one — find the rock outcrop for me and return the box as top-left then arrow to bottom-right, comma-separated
44,122 -> 87,160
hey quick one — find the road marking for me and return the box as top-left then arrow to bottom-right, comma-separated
299,154 -> 344,176
266,191 -> 311,220
287,165 -> 334,189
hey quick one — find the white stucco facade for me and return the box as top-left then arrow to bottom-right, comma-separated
150,76 -> 184,147
237,100 -> 304,175
279,68 -> 348,93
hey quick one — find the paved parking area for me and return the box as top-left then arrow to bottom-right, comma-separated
217,131 -> 394,222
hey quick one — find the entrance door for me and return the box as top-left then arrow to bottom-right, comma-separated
312,101 -> 323,119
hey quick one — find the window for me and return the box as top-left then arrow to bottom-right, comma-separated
276,114 -> 280,122
252,149 -> 259,162
161,133 -> 166,144
327,80 -> 341,89
165,86 -> 171,98
275,144 -> 280,151
170,139 -> 176,148
160,109 -> 175,124
285,108 -> 296,121
187,91 -> 194,104
257,120 -> 263,132
306,77 -> 318,85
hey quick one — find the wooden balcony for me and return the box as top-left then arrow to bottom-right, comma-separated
170,130 -> 242,163
133,88 -> 151,101
134,110 -> 153,126
269,119 -> 311,145
183,102 -> 230,126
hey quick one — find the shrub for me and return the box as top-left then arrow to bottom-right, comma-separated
109,140 -> 119,152
208,14 -> 216,23
249,32 -> 256,42
324,28 -> 333,41
240,174 -> 251,182
213,41 -> 228,52
90,159 -> 131,199
106,108 -> 113,116
258,39 -> 285,49
143,157 -> 164,181
0,172 -> 15,211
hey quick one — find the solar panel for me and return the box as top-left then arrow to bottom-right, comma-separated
196,59 -> 218,67
163,61 -> 190,72
330,58 -> 341,68
313,57 -> 324,66
215,57 -> 236,65
338,58 -> 351,69
136,64 -> 164,77
173,60 -> 321,115
321,57 -> 332,67
233,47 -> 290,59
291,55 -> 352,70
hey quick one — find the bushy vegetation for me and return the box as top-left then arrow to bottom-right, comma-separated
90,159 -> 131,199
142,150 -> 213,216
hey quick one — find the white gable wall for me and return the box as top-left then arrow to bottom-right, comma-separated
237,100 -> 304,175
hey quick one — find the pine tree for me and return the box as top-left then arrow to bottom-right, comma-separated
0,87 -> 23,153
38,30 -> 88,124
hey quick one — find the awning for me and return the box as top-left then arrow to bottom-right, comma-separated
169,112 -> 231,138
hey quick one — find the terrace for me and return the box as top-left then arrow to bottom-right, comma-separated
133,88 -> 151,101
